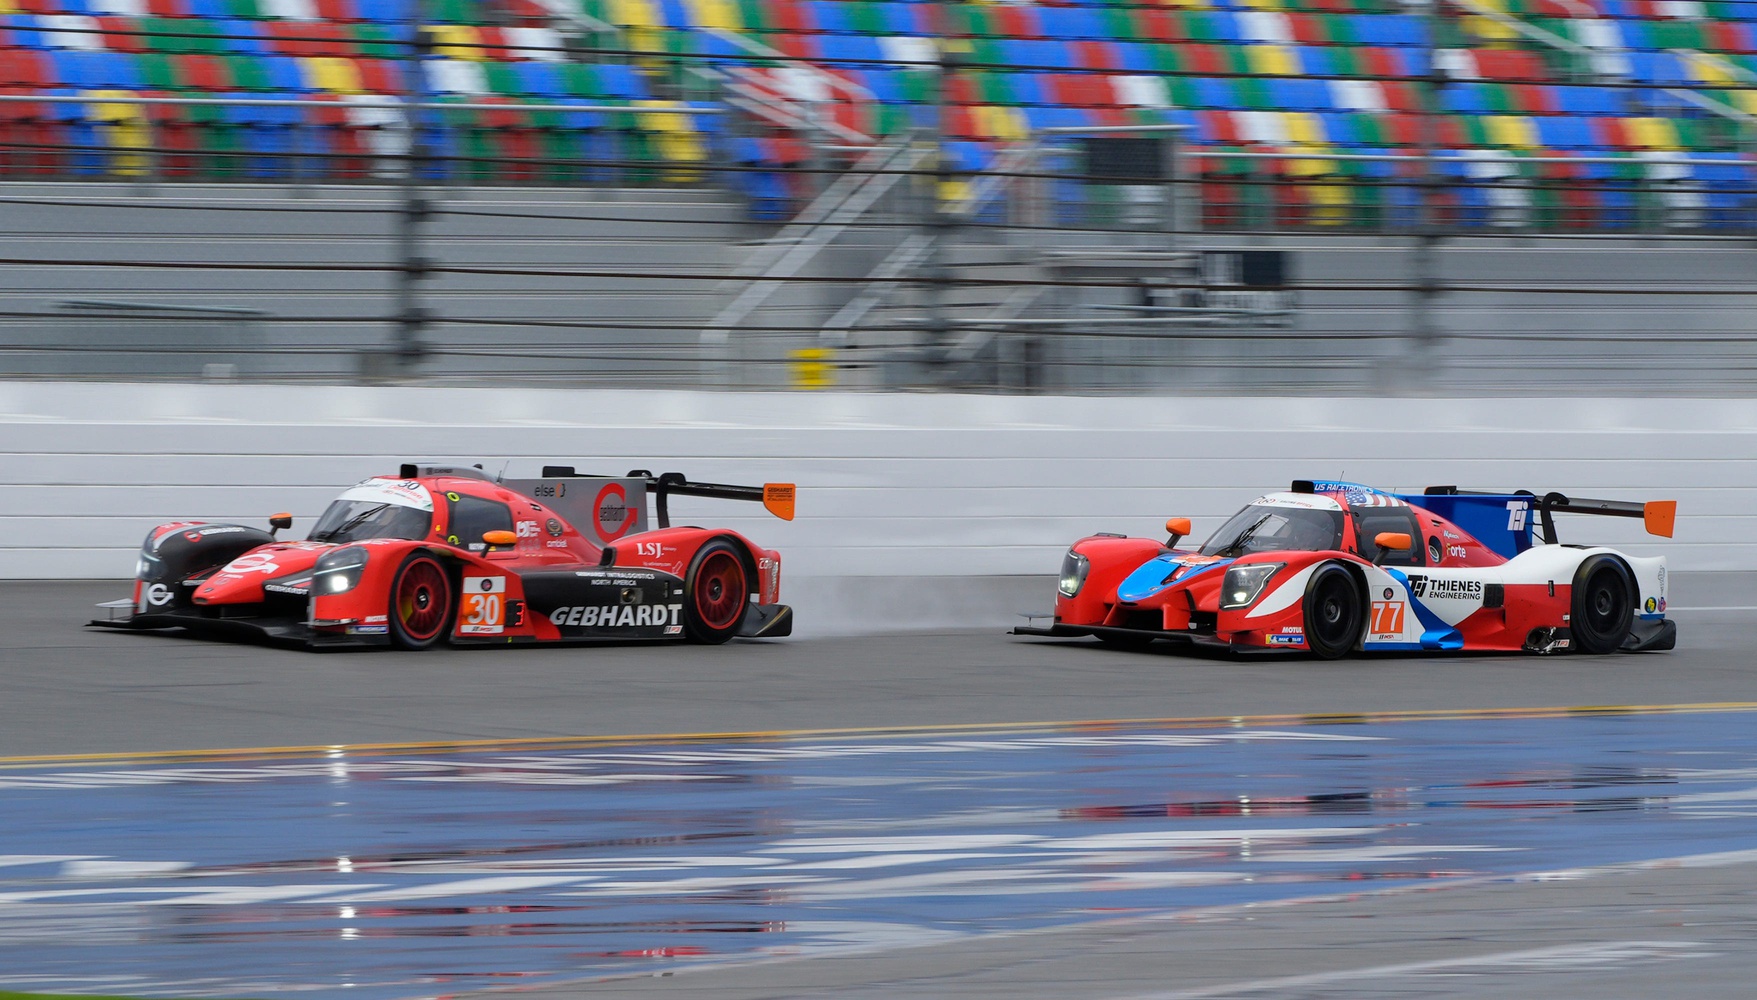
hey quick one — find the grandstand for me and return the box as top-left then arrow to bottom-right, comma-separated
0,0 -> 1749,231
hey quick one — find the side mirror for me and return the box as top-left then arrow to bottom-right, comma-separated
1372,531 -> 1412,565
1165,517 -> 1192,546
268,512 -> 292,538
482,529 -> 518,550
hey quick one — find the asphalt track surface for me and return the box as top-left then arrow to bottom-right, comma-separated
5,577 -> 1757,999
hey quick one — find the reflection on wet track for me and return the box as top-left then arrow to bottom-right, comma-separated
4,711 -> 1757,998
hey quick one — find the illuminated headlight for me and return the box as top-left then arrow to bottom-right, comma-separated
313,546 -> 369,595
1058,550 -> 1090,598
1220,563 -> 1282,610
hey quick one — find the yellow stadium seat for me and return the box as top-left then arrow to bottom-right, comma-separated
427,25 -> 485,61
1282,111 -> 1326,146
1734,90 -> 1757,117
1464,15 -> 1518,43
974,105 -> 1028,142
304,56 -> 364,95
636,100 -> 706,181
1248,45 -> 1299,76
609,0 -> 661,28
1627,117 -> 1680,150
1486,115 -> 1538,149
1686,53 -> 1732,86
1285,155 -> 1349,226
86,90 -> 151,178
683,0 -> 740,31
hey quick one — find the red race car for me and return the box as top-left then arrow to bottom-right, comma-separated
1016,480 -> 1676,658
91,463 -> 796,650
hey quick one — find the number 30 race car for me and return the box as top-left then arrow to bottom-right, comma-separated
90,463 -> 796,650
1018,480 -> 1677,657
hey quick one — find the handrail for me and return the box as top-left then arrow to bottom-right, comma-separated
820,136 -> 1053,343
0,93 -> 723,115
703,140 -> 927,348
703,26 -> 876,110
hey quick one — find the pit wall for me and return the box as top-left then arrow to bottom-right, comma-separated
2,382 -> 1749,582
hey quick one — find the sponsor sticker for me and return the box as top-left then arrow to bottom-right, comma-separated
1266,633 -> 1304,646
1407,575 -> 1482,601
222,552 -> 281,575
142,583 -> 173,610
1645,597 -> 1658,613
593,483 -> 635,543
546,518 -> 564,537
549,604 -> 683,629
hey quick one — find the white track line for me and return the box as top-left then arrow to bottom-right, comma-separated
1112,941 -> 1714,1000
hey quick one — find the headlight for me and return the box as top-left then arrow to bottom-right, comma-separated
1220,563 -> 1282,610
314,546 -> 370,595
137,529 -> 163,580
1058,550 -> 1090,598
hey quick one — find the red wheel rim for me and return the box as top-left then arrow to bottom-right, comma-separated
693,551 -> 746,630
395,559 -> 448,641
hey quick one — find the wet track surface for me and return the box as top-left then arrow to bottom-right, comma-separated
6,579 -> 1757,999
5,709 -> 1757,998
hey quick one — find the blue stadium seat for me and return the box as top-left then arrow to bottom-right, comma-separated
514,62 -> 564,99
1442,82 -> 1491,115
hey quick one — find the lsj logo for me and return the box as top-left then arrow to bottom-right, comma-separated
1370,600 -> 1406,636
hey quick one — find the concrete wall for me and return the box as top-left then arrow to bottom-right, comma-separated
3,382 -> 1750,585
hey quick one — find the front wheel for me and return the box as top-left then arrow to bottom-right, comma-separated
1571,555 -> 1633,655
1302,563 -> 1363,660
389,553 -> 454,650
683,540 -> 751,644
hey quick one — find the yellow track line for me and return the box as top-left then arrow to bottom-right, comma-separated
4,700 -> 1757,770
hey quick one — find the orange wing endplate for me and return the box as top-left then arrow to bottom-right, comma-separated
1644,500 -> 1677,538
764,483 -> 797,521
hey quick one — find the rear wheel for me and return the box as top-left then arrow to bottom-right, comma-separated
1302,564 -> 1363,660
1571,555 -> 1633,655
683,540 -> 750,644
389,553 -> 453,650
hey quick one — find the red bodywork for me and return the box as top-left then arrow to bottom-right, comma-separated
101,470 -> 790,650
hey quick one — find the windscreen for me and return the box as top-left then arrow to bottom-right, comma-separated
1199,504 -> 1344,557
308,499 -> 432,544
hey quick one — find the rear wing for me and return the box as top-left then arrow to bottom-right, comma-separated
613,469 -> 796,528
521,466 -> 792,538
1408,486 -> 1674,557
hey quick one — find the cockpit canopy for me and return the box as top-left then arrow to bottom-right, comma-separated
1198,497 -> 1345,557
308,479 -> 435,544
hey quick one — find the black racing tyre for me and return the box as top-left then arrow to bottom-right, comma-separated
1302,563 -> 1364,660
683,540 -> 751,644
389,553 -> 454,650
1571,555 -> 1634,655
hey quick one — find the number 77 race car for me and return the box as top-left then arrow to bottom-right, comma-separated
1016,480 -> 1677,658
90,463 -> 796,650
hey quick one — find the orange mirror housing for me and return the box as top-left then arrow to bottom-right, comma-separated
269,512 -> 293,531
1165,517 -> 1192,538
481,529 -> 518,548
1374,531 -> 1412,552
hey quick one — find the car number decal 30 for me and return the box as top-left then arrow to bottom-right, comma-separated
459,577 -> 507,635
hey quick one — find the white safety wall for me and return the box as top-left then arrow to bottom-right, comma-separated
2,381 -> 1752,580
